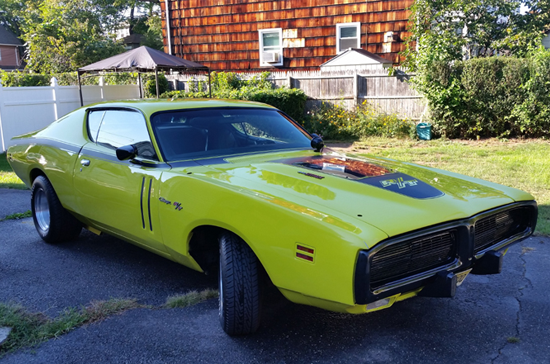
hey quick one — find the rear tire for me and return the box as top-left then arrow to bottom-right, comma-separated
219,233 -> 261,335
31,175 -> 81,243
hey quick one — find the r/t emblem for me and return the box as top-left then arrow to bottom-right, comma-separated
380,177 -> 418,189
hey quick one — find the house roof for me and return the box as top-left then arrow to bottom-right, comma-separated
78,46 -> 209,74
122,33 -> 146,45
0,25 -> 22,46
320,48 -> 392,68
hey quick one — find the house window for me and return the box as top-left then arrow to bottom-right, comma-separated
336,23 -> 361,53
259,28 -> 283,66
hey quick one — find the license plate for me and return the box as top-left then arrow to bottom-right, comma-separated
456,269 -> 472,286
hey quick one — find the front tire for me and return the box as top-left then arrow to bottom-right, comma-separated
219,233 -> 261,335
31,175 -> 81,243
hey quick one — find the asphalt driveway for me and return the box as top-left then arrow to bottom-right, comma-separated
0,188 -> 549,363
0,189 -> 30,220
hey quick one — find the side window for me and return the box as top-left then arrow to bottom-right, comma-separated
94,110 -> 157,160
336,22 -> 361,53
88,110 -> 105,142
259,28 -> 283,66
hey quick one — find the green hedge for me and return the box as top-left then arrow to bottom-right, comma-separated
144,74 -> 169,97
416,47 -> 550,138
162,72 -> 307,121
164,87 -> 307,121
0,70 -> 140,87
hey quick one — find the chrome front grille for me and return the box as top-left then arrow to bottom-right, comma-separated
354,202 -> 536,304
474,208 -> 531,254
370,230 -> 456,289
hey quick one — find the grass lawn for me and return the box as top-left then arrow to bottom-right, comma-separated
333,137 -> 550,236
0,153 -> 27,189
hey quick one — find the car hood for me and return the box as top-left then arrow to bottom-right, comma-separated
185,149 -> 534,243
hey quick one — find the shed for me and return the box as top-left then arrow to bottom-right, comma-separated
320,48 -> 392,73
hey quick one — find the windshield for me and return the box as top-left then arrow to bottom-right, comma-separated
151,107 -> 312,162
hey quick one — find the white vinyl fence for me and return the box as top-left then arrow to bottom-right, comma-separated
0,78 -> 140,152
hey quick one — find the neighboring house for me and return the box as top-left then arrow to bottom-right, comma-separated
0,25 -> 23,71
160,0 -> 413,71
122,33 -> 146,50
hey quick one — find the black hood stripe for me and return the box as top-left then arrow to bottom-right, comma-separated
359,172 -> 445,199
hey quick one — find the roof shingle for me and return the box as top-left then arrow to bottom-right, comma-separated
0,25 -> 22,46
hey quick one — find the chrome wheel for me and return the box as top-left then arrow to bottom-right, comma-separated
31,175 -> 81,243
34,188 -> 50,231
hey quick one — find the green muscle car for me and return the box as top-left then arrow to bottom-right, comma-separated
6,99 -> 537,335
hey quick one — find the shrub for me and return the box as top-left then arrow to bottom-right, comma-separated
0,70 -> 139,87
510,47 -> 550,137
144,73 -> 170,97
0,71 -> 50,87
301,101 -> 414,140
246,88 -> 307,121
413,47 -> 550,139
460,57 -> 528,138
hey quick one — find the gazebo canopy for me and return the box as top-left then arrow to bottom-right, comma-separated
77,46 -> 210,104
78,46 -> 209,74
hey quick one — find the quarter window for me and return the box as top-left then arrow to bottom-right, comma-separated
87,110 -> 104,142
258,28 -> 283,66
88,109 -> 157,160
336,23 -> 361,53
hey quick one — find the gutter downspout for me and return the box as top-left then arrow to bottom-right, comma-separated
164,0 -> 172,55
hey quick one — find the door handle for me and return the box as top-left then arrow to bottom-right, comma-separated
81,159 -> 91,167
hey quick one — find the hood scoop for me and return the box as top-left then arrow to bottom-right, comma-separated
275,155 -> 444,200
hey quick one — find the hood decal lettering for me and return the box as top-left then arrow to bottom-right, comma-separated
272,155 -> 444,199
380,177 -> 419,189
360,173 -> 444,199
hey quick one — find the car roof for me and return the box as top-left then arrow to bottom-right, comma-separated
85,98 -> 277,118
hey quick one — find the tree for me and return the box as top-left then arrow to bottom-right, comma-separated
398,0 -> 550,139
20,0 -> 126,73
0,0 -> 26,37
401,0 -> 550,70
125,0 -> 163,50
2,0 -> 163,73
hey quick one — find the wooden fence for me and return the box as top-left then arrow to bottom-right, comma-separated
166,69 -> 425,120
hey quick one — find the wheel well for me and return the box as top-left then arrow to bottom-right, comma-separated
30,168 -> 46,184
188,226 -> 262,276
188,225 -> 225,274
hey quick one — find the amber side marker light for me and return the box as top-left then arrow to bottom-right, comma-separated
296,244 -> 315,262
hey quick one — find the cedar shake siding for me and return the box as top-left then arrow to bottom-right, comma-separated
160,0 -> 414,71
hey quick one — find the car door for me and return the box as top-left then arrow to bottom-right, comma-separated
73,108 -> 168,255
